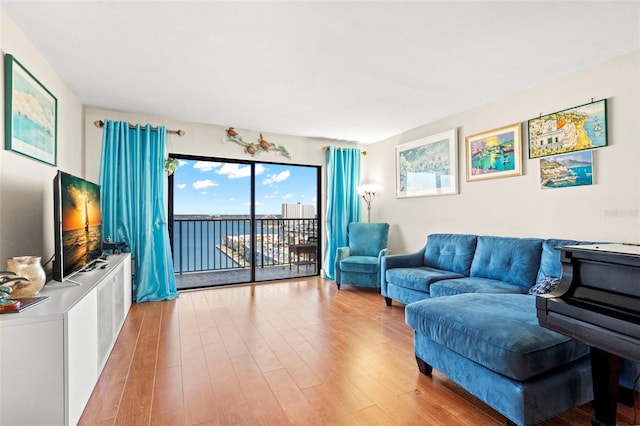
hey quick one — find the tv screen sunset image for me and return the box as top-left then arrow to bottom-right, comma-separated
60,172 -> 102,276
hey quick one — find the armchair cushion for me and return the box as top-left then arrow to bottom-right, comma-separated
339,256 -> 380,274
348,222 -> 390,256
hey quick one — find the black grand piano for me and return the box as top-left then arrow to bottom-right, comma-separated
536,243 -> 640,426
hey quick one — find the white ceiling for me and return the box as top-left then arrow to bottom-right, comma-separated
3,1 -> 640,144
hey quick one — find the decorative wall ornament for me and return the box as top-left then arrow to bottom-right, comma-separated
223,127 -> 291,159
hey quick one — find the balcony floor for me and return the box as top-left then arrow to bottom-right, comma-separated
175,263 -> 319,290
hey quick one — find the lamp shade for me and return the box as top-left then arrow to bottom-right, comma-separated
357,183 -> 381,195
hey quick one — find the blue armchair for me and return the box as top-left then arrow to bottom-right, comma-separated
335,222 -> 390,290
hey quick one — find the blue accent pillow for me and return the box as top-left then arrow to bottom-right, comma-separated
528,276 -> 560,295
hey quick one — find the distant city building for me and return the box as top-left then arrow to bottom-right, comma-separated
282,203 -> 315,219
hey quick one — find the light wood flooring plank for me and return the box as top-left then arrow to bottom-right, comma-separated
79,278 -> 639,425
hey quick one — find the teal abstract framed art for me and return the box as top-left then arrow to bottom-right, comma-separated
4,53 -> 57,166
395,128 -> 458,198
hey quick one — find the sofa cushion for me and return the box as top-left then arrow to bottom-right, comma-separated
536,239 -> 578,282
386,267 -> 465,293
339,256 -> 379,274
528,276 -> 561,295
405,293 -> 590,381
423,234 -> 478,276
430,277 -> 528,298
470,236 -> 543,288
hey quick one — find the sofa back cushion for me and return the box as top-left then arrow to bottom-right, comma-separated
423,234 -> 478,276
536,239 -> 578,282
470,236 -> 543,288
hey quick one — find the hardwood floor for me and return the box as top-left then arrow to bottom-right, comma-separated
79,278 -> 638,425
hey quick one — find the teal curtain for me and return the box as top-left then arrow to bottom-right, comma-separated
324,147 -> 362,280
100,120 -> 179,302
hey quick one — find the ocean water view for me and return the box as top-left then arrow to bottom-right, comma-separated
172,216 -> 318,274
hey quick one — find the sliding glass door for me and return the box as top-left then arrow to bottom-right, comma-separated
168,154 -> 320,290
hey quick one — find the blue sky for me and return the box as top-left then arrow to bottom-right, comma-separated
172,159 -> 318,215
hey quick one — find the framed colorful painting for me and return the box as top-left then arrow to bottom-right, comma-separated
4,53 -> 57,166
528,99 -> 607,159
395,128 -> 458,198
465,123 -> 522,182
540,151 -> 594,189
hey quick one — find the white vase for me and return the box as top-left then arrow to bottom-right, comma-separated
6,256 -> 46,297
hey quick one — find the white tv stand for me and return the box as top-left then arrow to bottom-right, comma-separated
0,253 -> 132,426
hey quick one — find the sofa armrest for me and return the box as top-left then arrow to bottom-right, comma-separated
380,248 -> 425,294
382,249 -> 425,269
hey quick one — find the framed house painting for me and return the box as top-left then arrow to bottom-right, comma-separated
4,53 -> 57,166
528,99 -> 607,159
465,123 -> 522,182
396,128 -> 458,198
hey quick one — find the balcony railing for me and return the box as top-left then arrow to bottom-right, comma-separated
172,218 -> 318,275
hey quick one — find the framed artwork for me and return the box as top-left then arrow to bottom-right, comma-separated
540,150 -> 593,189
528,99 -> 607,159
396,128 -> 458,198
465,123 -> 522,182
4,53 -> 57,166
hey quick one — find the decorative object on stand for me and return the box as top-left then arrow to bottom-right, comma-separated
528,99 -> 607,159
4,53 -> 58,166
0,276 -> 21,311
164,157 -> 179,175
358,183 -> 381,222
540,150 -> 594,189
223,127 -> 291,159
396,128 -> 458,198
4,256 -> 46,298
465,123 -> 523,182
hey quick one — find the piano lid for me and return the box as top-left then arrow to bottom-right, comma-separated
562,243 -> 640,257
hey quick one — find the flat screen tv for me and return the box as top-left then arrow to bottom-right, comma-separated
53,170 -> 103,281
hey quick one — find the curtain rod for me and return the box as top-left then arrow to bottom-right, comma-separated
322,146 -> 367,155
93,120 -> 185,136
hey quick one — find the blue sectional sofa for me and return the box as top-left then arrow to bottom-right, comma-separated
383,233 -> 638,426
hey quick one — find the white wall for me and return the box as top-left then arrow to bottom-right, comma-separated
0,9 -> 84,265
366,50 -> 640,255
83,108 -> 345,184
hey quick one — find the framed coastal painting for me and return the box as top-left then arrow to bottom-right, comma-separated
4,53 -> 57,166
540,150 -> 594,189
465,123 -> 522,182
528,99 -> 607,159
396,128 -> 458,198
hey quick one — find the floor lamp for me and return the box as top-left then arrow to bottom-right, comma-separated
357,184 -> 381,222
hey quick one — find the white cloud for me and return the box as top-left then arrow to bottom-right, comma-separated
282,193 -> 293,200
193,161 -> 222,172
217,163 -> 249,178
216,163 -> 266,179
201,191 -> 208,195
176,183 -> 186,189
193,179 -> 218,189
263,170 -> 290,185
